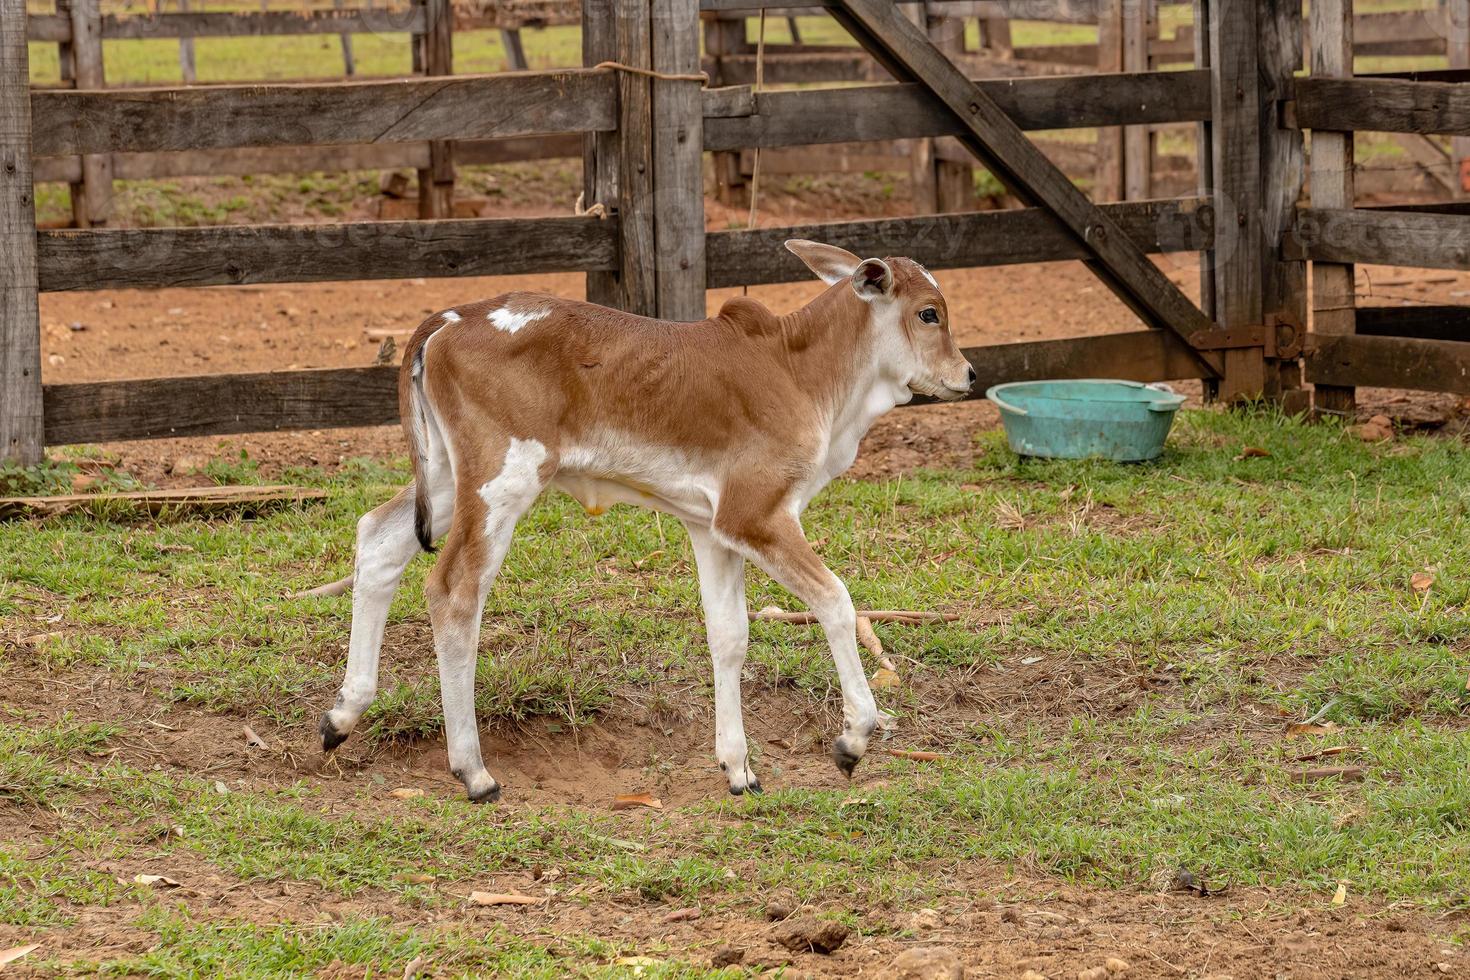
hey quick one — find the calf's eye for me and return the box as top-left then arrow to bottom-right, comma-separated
918,308 -> 940,325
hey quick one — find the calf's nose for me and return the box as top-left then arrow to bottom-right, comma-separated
966,365 -> 977,389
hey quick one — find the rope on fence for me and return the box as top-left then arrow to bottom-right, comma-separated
592,61 -> 708,85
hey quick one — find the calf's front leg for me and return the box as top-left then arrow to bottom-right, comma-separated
684,522 -> 760,795
718,513 -> 878,778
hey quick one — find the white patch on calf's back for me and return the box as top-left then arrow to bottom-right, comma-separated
441,310 -> 461,324
489,306 -> 549,334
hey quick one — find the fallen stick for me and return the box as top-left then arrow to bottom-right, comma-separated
856,615 -> 883,658
1290,766 -> 1365,783
749,609 -> 958,624
0,485 -> 326,520
289,574 -> 355,599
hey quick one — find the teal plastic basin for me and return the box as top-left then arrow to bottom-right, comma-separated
986,379 -> 1187,461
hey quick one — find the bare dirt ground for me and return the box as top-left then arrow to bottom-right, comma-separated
4,648 -> 1466,979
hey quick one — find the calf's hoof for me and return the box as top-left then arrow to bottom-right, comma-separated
458,769 -> 502,804
831,737 -> 864,779
319,712 -> 349,752
467,782 -> 502,804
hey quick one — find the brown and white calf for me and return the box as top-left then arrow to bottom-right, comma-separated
319,240 -> 975,801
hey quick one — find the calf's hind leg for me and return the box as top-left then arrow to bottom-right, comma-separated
427,438 -> 553,802
321,482 -> 453,750
684,522 -> 759,795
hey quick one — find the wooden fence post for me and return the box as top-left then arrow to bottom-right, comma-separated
651,0 -> 706,320
334,0 -> 356,77
928,7 -> 972,212
1,0 -> 44,464
178,0 -> 198,84
1447,0 -> 1468,196
1096,0 -> 1125,202
500,28 -> 528,70
704,13 -> 750,207
417,0 -> 454,219
60,0 -> 113,227
583,0 -> 656,316
1209,0 -> 1267,401
1193,0 -> 1216,354
1123,0 -> 1153,201
1259,0 -> 1308,412
1310,0 -> 1355,416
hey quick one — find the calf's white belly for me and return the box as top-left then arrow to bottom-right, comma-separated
552,443 -> 720,524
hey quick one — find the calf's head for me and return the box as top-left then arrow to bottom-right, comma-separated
786,239 -> 975,401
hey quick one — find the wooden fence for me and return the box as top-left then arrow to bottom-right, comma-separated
4,0 -> 1470,464
30,0 -> 1470,230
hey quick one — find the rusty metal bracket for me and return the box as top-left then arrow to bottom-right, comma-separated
1187,314 -> 1303,359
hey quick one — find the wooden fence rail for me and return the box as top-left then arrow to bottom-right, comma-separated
34,70 -> 616,157
36,215 -> 618,292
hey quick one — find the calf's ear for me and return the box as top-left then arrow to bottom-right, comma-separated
785,239 -> 861,285
851,258 -> 894,301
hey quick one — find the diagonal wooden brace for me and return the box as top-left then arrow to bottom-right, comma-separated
829,0 -> 1223,378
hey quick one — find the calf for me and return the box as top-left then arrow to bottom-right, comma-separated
319,240 -> 975,801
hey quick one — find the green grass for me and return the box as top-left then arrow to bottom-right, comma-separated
3,409 -> 1470,972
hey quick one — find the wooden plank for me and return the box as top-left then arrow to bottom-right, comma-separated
98,7 -> 428,38
703,70 -> 1213,151
703,48 -> 1062,84
61,0 -> 114,228
0,484 -> 327,520
1306,334 -> 1470,395
33,133 -> 585,184
36,216 -> 617,292
704,16 -> 751,206
700,0 -> 1103,20
1193,0 -> 1215,342
1356,305 -> 1470,343
829,0 -> 1220,375
1308,0 -> 1354,416
923,9 -> 972,213
32,70 -> 617,156
582,0 -> 619,307
178,0 -> 198,85
705,197 -> 1214,287
1449,0 -> 1470,195
1094,0 -> 1124,203
1287,207 -> 1470,270
612,1 -> 656,316
1258,0 -> 1306,405
334,0 -> 355,77
417,0 -> 453,219
1293,78 -> 1470,137
651,0 -> 706,320
41,367 -> 401,444
500,28 -> 529,70
38,141 -> 428,183
1208,0 -> 1264,401
907,329 -> 1211,406
1122,0 -> 1152,201
27,13 -> 71,41
1,0 -> 43,464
